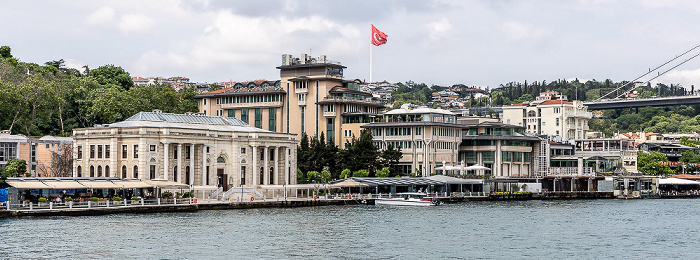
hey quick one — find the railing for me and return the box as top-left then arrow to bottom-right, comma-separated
298,100 -> 306,106
323,111 -> 336,117
546,167 -> 594,176
565,111 -> 593,118
210,187 -> 224,200
220,101 -> 283,109
323,96 -> 383,105
7,198 -> 194,211
220,187 -> 263,201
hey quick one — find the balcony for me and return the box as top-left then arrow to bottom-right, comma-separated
565,111 -> 593,119
320,96 -> 384,106
546,167 -> 594,176
295,88 -> 308,94
298,100 -> 306,106
323,111 -> 336,117
220,101 -> 283,109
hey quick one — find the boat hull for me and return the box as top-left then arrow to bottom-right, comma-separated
375,198 -> 436,206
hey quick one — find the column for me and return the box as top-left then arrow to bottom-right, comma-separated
284,147 -> 290,185
189,144 -> 195,186
163,142 -> 170,180
202,144 -> 207,186
251,145 -> 258,186
177,144 -> 182,183
263,146 -> 269,185
274,147 -> 279,185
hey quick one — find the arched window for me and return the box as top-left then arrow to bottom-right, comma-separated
133,165 -> 139,179
528,110 -> 537,117
217,156 -> 225,163
90,165 -> 95,177
77,165 -> 82,177
173,166 -> 178,182
269,167 -> 274,185
259,167 -> 264,185
185,166 -> 190,184
97,165 -> 102,177
122,165 -> 127,179
105,165 -> 110,177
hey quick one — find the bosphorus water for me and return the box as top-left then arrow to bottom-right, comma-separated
3,199 -> 700,259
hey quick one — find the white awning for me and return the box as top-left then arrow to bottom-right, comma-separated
658,178 -> 700,185
78,181 -> 122,189
5,181 -> 51,189
42,181 -> 87,189
112,181 -> 153,189
145,180 -> 190,188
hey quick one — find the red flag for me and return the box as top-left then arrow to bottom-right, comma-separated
371,24 -> 388,46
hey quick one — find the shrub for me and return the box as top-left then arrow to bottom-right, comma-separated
352,169 -> 368,177
65,197 -> 73,202
91,197 -> 98,202
161,191 -> 173,199
113,196 -> 122,201
38,197 -> 47,203
307,171 -> 318,182
340,169 -> 351,179
375,167 -> 390,178
182,191 -> 193,198
131,196 -> 139,201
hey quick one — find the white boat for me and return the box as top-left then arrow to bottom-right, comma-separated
375,192 -> 442,206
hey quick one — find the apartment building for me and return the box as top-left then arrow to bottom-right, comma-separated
502,100 -> 591,141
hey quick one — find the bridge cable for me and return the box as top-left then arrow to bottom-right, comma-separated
597,43 -> 700,100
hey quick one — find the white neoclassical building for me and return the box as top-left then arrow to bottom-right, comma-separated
72,111 -> 298,196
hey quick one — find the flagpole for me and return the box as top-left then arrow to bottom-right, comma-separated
369,39 -> 373,84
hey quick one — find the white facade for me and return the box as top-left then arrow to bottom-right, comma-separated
502,100 -> 591,141
72,111 -> 298,193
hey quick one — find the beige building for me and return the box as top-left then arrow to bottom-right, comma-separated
460,122 -> 541,177
502,100 -> 591,141
362,106 -> 463,176
0,131 -> 73,177
72,111 -> 298,195
195,54 -> 384,147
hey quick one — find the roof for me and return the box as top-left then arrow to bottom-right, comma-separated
362,121 -> 464,128
4,177 -> 192,189
658,178 -> 700,185
96,111 -> 270,133
384,107 -> 456,116
343,177 -> 446,186
507,100 -> 573,107
424,175 -> 483,184
667,174 -> 700,180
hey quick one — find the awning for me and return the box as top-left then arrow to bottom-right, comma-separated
145,180 -> 190,188
5,181 -> 51,189
78,181 -> 122,189
329,179 -> 370,188
424,175 -> 483,185
658,178 -> 700,185
112,181 -> 153,189
42,181 -> 87,189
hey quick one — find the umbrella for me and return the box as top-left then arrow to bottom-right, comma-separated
466,164 -> 491,171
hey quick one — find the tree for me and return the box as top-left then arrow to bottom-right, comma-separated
306,171 -> 318,182
321,166 -> 331,183
380,143 -> 402,174
88,64 -> 134,90
340,169 -> 351,179
375,167 -> 390,178
5,158 -> 28,178
0,46 -> 12,58
637,151 -> 673,176
352,169 -> 368,177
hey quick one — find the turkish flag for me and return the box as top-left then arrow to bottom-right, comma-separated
371,24 -> 388,46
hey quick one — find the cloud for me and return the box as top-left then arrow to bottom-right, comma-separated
85,6 -> 116,26
499,21 -> 547,42
659,68 -> 700,89
63,58 -> 87,74
117,14 -> 155,35
426,18 -> 452,40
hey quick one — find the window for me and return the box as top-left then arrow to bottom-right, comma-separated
105,145 -> 110,159
240,166 -> 246,185
269,108 -> 276,132
241,109 -> 249,124
228,109 -> 234,118
90,145 -> 95,159
150,145 -> 156,152
174,166 -> 178,182
98,145 -> 103,158
105,165 -> 110,177
122,145 -> 127,158
150,165 -> 156,179
344,129 -> 352,137
134,165 -> 139,179
122,165 -> 127,179
90,165 -> 95,177
185,166 -> 190,184
134,145 -> 139,159
98,165 -> 102,177
185,146 -> 190,159
326,118 -> 334,144
77,146 -> 83,159
241,147 -> 246,154
255,108 -> 263,128
556,118 -> 560,126
300,107 -> 305,133
77,165 -> 82,177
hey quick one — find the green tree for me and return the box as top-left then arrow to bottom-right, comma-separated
306,171 -> 318,182
321,166 -> 331,183
0,46 -> 11,58
5,158 -> 28,178
88,64 -> 134,90
637,151 -> 674,176
380,143 -> 402,174
352,169 -> 368,177
340,169 -> 351,179
375,167 -> 390,178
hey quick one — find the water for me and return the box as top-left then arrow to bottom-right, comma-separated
2,199 -> 700,259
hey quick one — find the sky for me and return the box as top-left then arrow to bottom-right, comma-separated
3,0 -> 700,89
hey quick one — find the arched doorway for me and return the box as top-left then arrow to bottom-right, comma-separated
77,165 -> 82,177
217,156 -> 227,191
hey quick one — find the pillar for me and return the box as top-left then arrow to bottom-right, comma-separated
189,144 -> 195,186
177,144 -> 182,183
264,146 -> 269,185
251,145 -> 258,186
274,147 -> 279,185
202,144 -> 207,186
284,147 -> 290,185
163,142 -> 170,180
